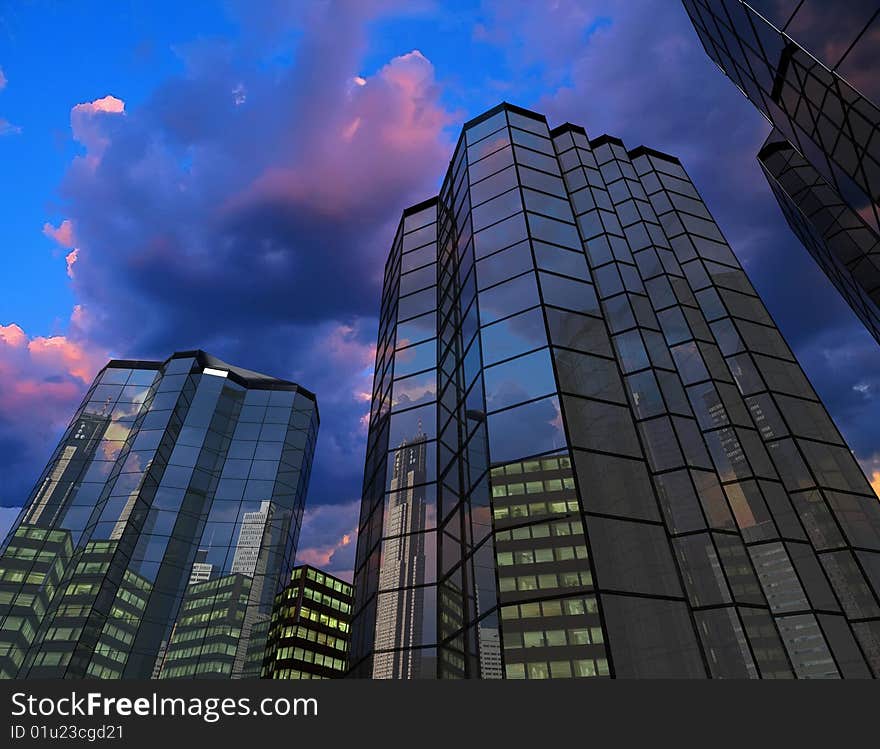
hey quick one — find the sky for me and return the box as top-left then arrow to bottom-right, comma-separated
1,0 -> 879,581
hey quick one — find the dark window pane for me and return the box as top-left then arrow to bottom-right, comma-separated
573,451 -> 660,521
674,533 -> 733,606
601,594 -> 705,678
564,396 -> 641,457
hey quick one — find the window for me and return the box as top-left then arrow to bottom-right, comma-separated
555,349 -> 625,403
565,396 -> 641,457
601,594 -> 705,678
484,349 -> 557,413
589,517 -> 683,597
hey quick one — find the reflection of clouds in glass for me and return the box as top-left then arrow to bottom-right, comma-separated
487,396 -> 564,463
392,339 -> 435,377
480,307 -> 546,365
396,312 -> 436,347
392,371 -> 436,410
111,401 -> 143,420
484,348 -> 556,413
104,422 -> 130,441
100,440 -> 124,461
477,272 -> 539,324
468,132 -> 511,162
550,397 -> 564,434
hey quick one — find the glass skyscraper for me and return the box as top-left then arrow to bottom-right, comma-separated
0,350 -> 318,679
349,102 -> 880,679
682,1 -> 880,343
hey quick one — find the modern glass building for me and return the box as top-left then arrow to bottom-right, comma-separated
349,102 -> 880,679
0,350 -> 319,679
682,1 -> 880,343
262,565 -> 352,679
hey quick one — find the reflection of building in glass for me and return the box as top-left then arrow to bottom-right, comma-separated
0,350 -> 318,679
683,1 -> 880,343
262,565 -> 352,679
188,549 -> 213,585
25,413 -> 110,530
350,103 -> 880,679
159,573 -> 251,679
231,501 -> 272,576
373,432 -> 429,678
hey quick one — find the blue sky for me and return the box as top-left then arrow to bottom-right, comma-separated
1,0 -> 878,576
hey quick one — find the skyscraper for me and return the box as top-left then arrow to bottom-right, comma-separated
262,565 -> 353,679
681,1 -> 880,343
349,102 -> 880,679
0,350 -> 318,679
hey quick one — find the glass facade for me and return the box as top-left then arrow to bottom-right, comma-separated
0,350 -> 318,679
262,565 -> 353,679
682,0 -> 880,343
349,102 -> 880,679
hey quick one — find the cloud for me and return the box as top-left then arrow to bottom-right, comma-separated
0,66 -> 6,90
70,94 -> 126,160
43,219 -> 77,249
72,94 -> 126,116
65,249 -> 79,278
0,317 -> 109,507
55,38 -> 452,362
7,4 -> 456,561
295,500 -> 360,580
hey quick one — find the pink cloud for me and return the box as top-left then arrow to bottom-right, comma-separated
0,307 -> 109,398
65,249 -> 79,278
43,219 -> 77,249
26,332 -> 105,383
0,323 -> 27,348
295,500 -> 359,580
320,323 -> 376,369
226,49 -> 455,218
70,94 -> 126,161
0,67 -> 6,90
72,94 -> 126,116
0,314 -> 110,503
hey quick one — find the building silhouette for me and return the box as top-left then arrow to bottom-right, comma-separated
349,102 -> 880,679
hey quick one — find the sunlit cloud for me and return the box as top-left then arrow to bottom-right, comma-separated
43,219 -> 77,248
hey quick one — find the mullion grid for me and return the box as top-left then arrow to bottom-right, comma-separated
496,116 -> 613,680
439,115 -> 587,679
643,152 -> 879,676
641,155 -> 848,675
692,0 -> 880,235
436,145 -> 479,677
757,139 -> 880,345
576,136 -> 767,678
349,205 -> 440,674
